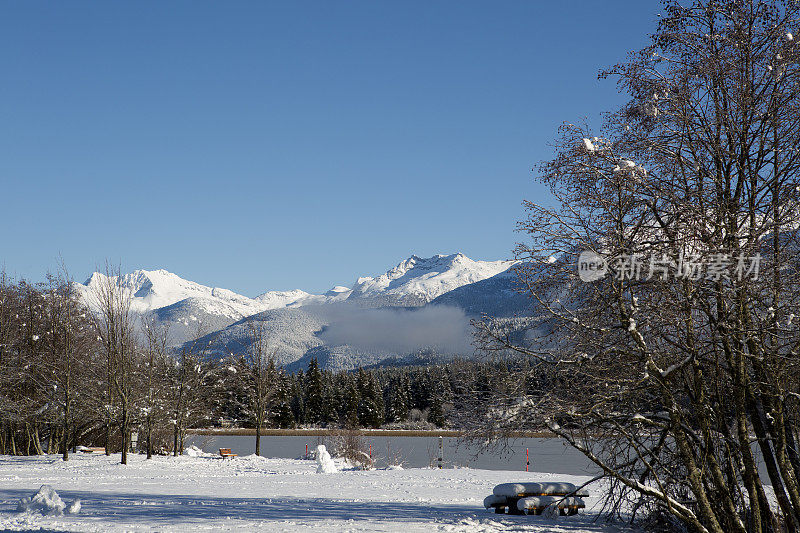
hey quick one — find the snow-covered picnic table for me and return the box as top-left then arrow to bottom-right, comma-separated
484,481 -> 589,515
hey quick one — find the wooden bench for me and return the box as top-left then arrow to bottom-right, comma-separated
517,495 -> 585,516
219,448 -> 238,459
79,447 -> 106,454
484,494 -> 511,514
485,482 -> 588,516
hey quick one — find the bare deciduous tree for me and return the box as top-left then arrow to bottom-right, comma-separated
40,269 -> 91,461
237,320 -> 278,457
141,316 -> 170,459
90,262 -> 137,464
167,324 -> 213,456
474,1 -> 800,531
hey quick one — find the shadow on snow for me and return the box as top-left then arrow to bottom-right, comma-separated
1,487 -> 478,525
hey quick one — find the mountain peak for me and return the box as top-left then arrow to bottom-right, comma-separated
348,252 -> 513,305
77,268 -> 261,317
390,252 -> 464,273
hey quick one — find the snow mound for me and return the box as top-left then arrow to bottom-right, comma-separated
17,485 -> 80,516
315,445 -> 337,473
493,481 -> 589,497
242,454 -> 268,461
483,494 -> 506,508
184,445 -> 212,457
67,500 -> 82,514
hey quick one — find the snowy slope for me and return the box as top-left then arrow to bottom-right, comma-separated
191,307 -> 329,365
254,288 -> 314,308
74,269 -> 270,318
151,298 -> 245,344
430,265 -> 532,317
74,254 -> 524,363
190,305 -> 445,372
348,254 -> 514,307
72,270 -> 343,346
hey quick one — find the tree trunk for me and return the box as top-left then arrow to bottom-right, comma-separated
9,426 -> 17,456
105,417 -> 112,456
146,418 -> 153,460
24,423 -> 34,455
33,424 -> 43,455
62,398 -> 70,461
750,397 -> 798,533
120,403 -> 128,465
786,419 -> 800,486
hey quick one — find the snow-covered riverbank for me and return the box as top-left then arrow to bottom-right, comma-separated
0,452 -> 627,532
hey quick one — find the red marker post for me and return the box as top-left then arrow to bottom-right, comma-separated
526,448 -> 529,472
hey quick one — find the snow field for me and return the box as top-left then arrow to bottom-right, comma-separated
0,452 -> 624,532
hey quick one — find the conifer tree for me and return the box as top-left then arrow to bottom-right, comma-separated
271,369 -> 295,429
426,380 -> 447,428
343,375 -> 360,429
289,371 -> 305,425
303,358 -> 327,426
383,378 -> 408,424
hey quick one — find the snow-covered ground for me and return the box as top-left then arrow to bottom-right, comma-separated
0,452 -> 627,532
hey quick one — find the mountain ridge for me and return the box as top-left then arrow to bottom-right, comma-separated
73,253 -> 526,371
75,253 -> 515,316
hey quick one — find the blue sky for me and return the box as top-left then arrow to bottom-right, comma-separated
1,1 -> 660,295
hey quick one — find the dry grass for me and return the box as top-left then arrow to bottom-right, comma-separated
330,431 -> 374,469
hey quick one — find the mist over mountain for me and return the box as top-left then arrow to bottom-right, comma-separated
75,253 -> 528,371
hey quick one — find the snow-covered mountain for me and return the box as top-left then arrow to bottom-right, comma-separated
430,265 -> 532,317
75,269 -> 265,319
74,253 -> 525,369
348,253 -> 513,307
76,253 -> 514,318
255,285 -> 353,308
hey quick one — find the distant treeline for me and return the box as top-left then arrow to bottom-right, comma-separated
225,356 -> 506,431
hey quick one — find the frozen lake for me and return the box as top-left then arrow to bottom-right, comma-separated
187,434 -> 601,476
